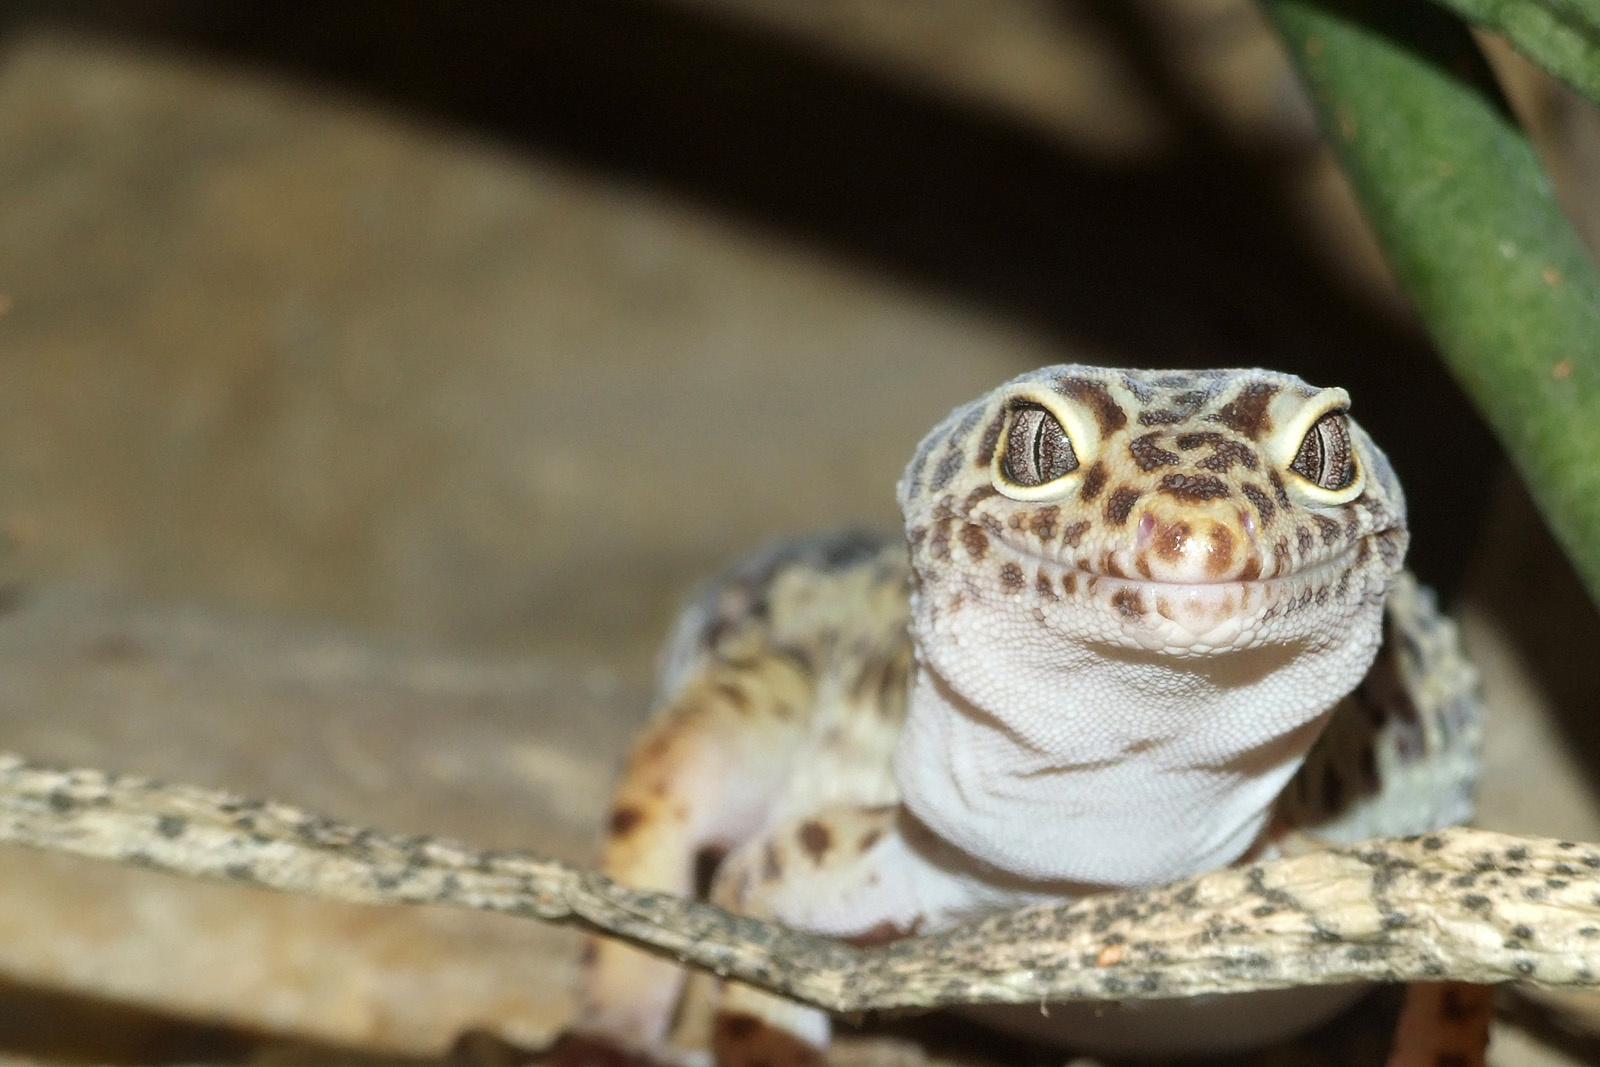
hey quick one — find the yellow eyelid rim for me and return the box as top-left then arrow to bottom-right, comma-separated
1274,387 -> 1366,504
989,388 -> 1100,502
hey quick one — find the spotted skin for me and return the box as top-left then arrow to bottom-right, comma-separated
579,367 -> 1481,1064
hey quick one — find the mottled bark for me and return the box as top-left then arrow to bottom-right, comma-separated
0,752 -> 1586,1013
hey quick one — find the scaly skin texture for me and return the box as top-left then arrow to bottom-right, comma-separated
580,366 -> 1480,1063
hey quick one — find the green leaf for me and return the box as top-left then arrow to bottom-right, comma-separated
1262,0 -> 1600,605
1429,0 -> 1600,104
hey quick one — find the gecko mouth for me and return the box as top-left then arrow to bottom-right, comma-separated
1011,537 -> 1376,598
988,536 -> 1385,651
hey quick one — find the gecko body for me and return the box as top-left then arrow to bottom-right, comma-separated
580,366 -> 1480,1063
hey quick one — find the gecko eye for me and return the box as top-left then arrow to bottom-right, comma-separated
1289,410 -> 1356,491
1000,403 -> 1079,488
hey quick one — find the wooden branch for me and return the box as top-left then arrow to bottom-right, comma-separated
0,752 -> 1592,1013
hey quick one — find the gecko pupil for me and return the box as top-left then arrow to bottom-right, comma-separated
1001,403 -> 1078,487
1290,411 -> 1356,491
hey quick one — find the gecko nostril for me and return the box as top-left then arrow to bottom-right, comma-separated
1136,513 -> 1156,548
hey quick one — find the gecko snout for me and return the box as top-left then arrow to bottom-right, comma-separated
1133,506 -> 1264,585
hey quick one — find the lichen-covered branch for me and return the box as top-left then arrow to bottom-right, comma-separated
0,753 -> 1597,1012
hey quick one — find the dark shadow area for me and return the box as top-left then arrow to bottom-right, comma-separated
0,974 -> 437,1066
1469,475 -> 1600,795
840,983 -> 1405,1066
0,0 -> 1495,587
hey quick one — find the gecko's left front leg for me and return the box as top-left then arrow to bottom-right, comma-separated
702,804 -> 1017,1067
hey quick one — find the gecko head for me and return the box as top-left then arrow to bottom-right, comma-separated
897,365 -> 1408,657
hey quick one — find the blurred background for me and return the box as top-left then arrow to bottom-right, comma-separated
0,2 -> 1595,1064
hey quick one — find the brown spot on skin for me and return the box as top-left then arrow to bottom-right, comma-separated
1079,461 -> 1108,502
609,806 -> 644,838
1057,377 -> 1128,435
1241,483 -> 1275,523
1008,512 -> 1025,530
1269,469 -> 1291,507
1297,526 -> 1315,554
1111,589 -> 1143,619
959,524 -> 989,560
1105,487 -> 1140,525
907,525 -> 927,547
1378,531 -> 1404,567
1158,473 -> 1229,502
1061,520 -> 1091,547
999,562 -> 1026,590
637,732 -> 673,765
859,828 -> 883,852
1274,538 -> 1291,568
929,518 -> 954,562
1207,526 -> 1236,576
962,485 -> 998,511
1175,430 -> 1219,450
1030,505 -> 1060,541
976,409 -> 1008,466
1063,572 -> 1079,595
1155,522 -> 1190,563
1036,572 -> 1058,600
1239,555 -> 1262,581
1128,433 -> 1179,471
1197,439 -> 1260,472
1313,514 -> 1342,545
1209,381 -> 1279,438
718,1014 -> 762,1042
715,681 -> 750,713
798,821 -> 832,862
1138,389 -> 1209,426
1103,554 -> 1126,578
